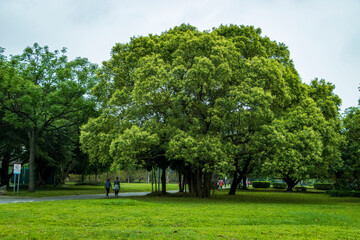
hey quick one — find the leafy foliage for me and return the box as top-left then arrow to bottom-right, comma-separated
0,44 -> 98,191
338,106 -> 360,190
81,24 -> 344,197
327,189 -> 360,197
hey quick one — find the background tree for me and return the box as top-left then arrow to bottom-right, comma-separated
308,79 -> 344,179
0,115 -> 27,186
212,25 -> 304,195
258,98 -> 325,191
80,113 -> 119,175
339,105 -> 360,190
257,78 -> 344,191
35,127 -> 87,185
0,48 -> 27,186
0,44 -> 98,191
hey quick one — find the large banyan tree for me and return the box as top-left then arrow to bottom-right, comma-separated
81,24 -> 342,197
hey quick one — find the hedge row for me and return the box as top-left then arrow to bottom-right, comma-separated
272,183 -> 287,189
326,190 -> 360,197
314,183 -> 334,190
252,181 -> 271,188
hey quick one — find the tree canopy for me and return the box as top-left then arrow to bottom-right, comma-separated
0,44 -> 98,191
80,24 -> 343,196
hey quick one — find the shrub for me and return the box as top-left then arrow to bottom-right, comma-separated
252,181 -> 271,188
314,183 -> 334,190
326,190 -> 360,197
334,180 -> 359,191
272,183 -> 287,189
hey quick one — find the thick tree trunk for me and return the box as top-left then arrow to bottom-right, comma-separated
283,176 -> 299,192
161,167 -> 167,194
286,183 -> 294,192
188,171 -> 194,195
202,171 -> 212,198
1,153 -> 11,186
58,160 -> 75,185
212,172 -> 218,195
228,158 -> 242,195
183,172 -> 187,192
229,175 -> 241,195
242,175 -> 247,190
28,130 -> 36,192
193,168 -> 212,198
229,170 -> 241,195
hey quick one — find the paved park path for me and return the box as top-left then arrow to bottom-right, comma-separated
0,190 -> 178,204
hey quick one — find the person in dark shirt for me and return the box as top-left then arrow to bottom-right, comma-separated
104,179 -> 112,197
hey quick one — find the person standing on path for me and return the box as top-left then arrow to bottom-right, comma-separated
114,177 -> 120,198
104,179 -> 112,197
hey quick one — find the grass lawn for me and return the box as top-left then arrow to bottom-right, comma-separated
5,183 -> 179,197
1,190 -> 359,239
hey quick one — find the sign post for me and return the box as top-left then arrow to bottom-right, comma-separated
13,175 -> 16,193
13,164 -> 21,194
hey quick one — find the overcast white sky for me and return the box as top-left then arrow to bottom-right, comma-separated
1,0 -> 359,111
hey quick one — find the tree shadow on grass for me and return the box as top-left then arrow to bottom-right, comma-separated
131,190 -> 360,205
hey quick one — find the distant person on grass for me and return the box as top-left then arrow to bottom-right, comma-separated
114,177 -> 120,198
104,179 -> 112,197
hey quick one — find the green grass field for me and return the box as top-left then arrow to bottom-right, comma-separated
1,190 -> 359,239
